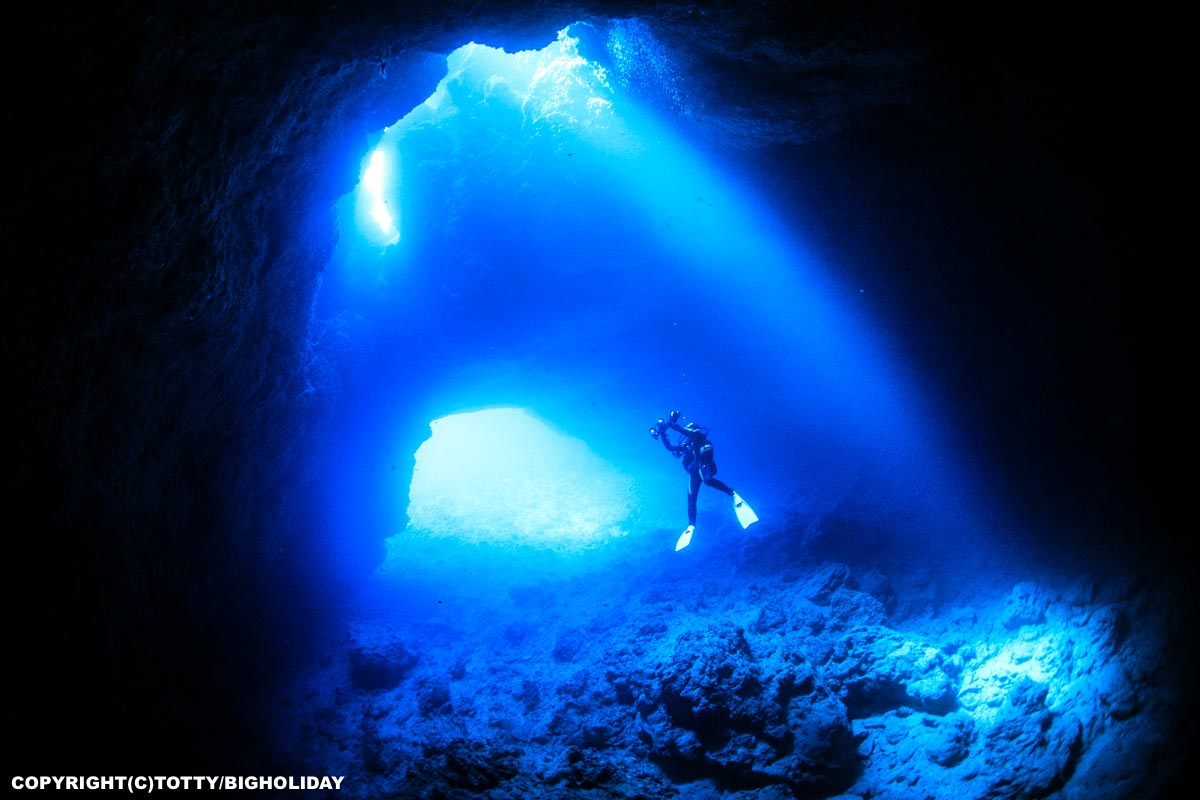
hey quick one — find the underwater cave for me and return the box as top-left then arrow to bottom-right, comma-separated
5,2 -> 1193,799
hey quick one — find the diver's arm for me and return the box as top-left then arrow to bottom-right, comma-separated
660,431 -> 684,456
668,422 -> 702,441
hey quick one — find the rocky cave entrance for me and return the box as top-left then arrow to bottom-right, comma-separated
399,406 -> 636,553
313,22 -> 979,598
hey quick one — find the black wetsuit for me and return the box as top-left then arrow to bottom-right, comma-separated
659,422 -> 734,526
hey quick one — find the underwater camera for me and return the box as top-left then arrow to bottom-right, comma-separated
649,410 -> 683,439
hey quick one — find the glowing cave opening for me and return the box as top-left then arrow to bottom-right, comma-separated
400,407 -> 636,553
360,149 -> 399,245
348,25 -> 630,248
323,18 -> 999,588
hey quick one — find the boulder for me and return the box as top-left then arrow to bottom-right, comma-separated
346,625 -> 418,691
1000,581 -> 1051,630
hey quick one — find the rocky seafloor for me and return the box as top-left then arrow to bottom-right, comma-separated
268,520 -> 1191,799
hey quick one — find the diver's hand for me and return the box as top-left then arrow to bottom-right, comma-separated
669,409 -> 681,423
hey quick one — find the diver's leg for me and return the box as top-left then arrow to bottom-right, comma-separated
687,470 -> 701,525
705,478 -> 733,496
702,464 -> 734,496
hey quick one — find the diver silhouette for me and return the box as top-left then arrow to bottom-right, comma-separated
650,410 -> 757,550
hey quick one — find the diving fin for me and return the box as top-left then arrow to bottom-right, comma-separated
732,493 -> 759,529
675,525 -> 695,551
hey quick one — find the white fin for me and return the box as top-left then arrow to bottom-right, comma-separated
732,493 -> 759,529
675,525 -> 695,551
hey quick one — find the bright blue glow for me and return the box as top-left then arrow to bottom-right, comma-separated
362,148 -> 399,243
318,17 -> 1008,572
958,632 -> 1061,725
347,27 -> 637,249
423,28 -> 630,147
348,142 -> 401,248
320,21 -> 991,555
396,407 -> 636,553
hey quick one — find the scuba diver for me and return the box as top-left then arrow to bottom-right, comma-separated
650,410 -> 758,551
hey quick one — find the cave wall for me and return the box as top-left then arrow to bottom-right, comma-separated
3,0 -> 893,769
4,1 -> 409,769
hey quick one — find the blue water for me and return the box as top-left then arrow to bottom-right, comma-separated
313,25 -> 990,572
281,23 -> 1188,799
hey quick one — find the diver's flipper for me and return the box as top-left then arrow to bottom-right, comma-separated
675,525 -> 695,551
732,493 -> 759,529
